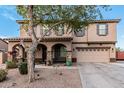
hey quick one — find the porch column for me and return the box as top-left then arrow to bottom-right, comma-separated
66,51 -> 72,62
7,51 -> 12,61
8,44 -> 13,62
46,51 -> 52,65
17,47 -> 25,62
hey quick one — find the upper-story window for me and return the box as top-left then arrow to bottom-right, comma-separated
97,24 -> 108,36
43,26 -> 51,36
74,28 -> 85,37
55,24 -> 64,36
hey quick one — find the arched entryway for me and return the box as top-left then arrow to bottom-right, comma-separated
35,44 -> 47,64
52,44 -> 67,63
12,44 -> 25,62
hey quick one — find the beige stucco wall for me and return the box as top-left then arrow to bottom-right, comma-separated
87,23 -> 117,42
0,40 -> 8,64
0,39 -> 8,52
3,52 -> 7,63
72,30 -> 88,42
0,52 -> 3,64
72,23 -> 117,42
20,24 -> 72,38
20,24 -> 30,38
0,51 -> 7,64
19,22 -> 117,43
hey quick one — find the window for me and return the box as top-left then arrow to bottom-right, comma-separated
55,25 -> 64,36
74,28 -> 85,37
97,24 -> 108,36
43,26 -> 51,36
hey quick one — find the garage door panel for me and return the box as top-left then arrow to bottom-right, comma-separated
77,49 -> 109,62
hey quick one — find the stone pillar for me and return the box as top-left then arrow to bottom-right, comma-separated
18,47 -> 25,62
46,51 -> 52,65
7,51 -> 13,61
8,43 -> 13,62
66,51 -> 72,62
19,47 -> 23,58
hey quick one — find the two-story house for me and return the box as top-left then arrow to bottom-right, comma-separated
4,19 -> 120,64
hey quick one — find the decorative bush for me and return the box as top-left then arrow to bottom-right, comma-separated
0,69 -> 7,82
6,61 -> 18,69
18,62 -> 28,75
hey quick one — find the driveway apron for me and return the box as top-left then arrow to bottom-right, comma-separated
78,62 -> 124,88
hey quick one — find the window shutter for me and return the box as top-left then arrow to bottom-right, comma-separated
106,24 -> 108,35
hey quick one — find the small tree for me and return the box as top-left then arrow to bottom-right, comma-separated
116,47 -> 124,52
16,5 -> 110,82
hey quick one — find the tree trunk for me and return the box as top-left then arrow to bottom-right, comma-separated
27,42 -> 38,82
27,5 -> 38,83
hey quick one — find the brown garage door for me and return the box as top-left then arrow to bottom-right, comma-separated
76,48 -> 110,62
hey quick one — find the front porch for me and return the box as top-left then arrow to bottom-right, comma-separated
6,37 -> 73,65
35,43 -> 71,65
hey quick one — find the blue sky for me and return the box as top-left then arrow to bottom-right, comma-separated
101,5 -> 124,49
0,5 -> 124,49
0,5 -> 22,38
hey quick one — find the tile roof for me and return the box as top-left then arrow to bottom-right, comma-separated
89,19 -> 120,23
3,37 -> 73,42
0,38 -> 8,44
16,19 -> 120,24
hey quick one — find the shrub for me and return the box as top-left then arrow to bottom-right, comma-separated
66,60 -> 72,66
18,62 -> 28,75
0,69 -> 7,82
6,61 -> 18,69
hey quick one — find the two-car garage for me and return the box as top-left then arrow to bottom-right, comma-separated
76,47 -> 110,63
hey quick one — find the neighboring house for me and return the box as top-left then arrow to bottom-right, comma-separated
116,52 -> 124,61
0,38 -> 8,64
4,19 -> 120,64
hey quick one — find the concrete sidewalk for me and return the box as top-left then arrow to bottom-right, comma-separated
35,65 -> 78,69
78,62 -> 124,88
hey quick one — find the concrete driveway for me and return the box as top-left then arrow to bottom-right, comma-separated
78,62 -> 124,88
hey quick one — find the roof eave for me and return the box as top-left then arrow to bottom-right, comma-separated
89,19 -> 121,23
16,20 -> 29,24
16,19 -> 121,24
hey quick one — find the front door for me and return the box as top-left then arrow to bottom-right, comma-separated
54,46 -> 61,58
53,44 -> 66,63
42,47 -> 47,62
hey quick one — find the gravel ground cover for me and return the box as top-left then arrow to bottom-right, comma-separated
0,66 -> 82,88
